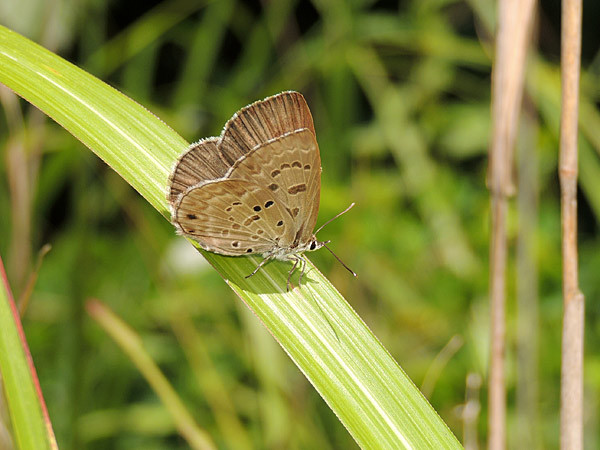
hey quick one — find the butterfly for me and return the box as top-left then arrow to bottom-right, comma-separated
168,91 -> 355,290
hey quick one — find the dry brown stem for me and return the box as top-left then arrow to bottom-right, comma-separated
559,0 -> 584,448
487,1 -> 536,448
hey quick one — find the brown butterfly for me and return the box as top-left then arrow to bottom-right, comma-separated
168,91 -> 355,290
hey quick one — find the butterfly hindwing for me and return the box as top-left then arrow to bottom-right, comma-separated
168,137 -> 230,204
174,179 -> 297,256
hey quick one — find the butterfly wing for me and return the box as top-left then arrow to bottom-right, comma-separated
226,128 -> 321,247
168,137 -> 230,205
169,91 -> 314,204
170,92 -> 321,255
173,179 -> 297,256
219,91 -> 316,165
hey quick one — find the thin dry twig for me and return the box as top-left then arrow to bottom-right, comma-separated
0,87 -> 31,293
17,244 -> 52,316
487,1 -> 536,448
559,0 -> 584,448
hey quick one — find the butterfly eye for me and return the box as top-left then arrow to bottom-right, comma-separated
310,241 -> 317,250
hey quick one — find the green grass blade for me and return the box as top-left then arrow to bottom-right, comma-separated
0,25 -> 461,449
0,257 -> 57,450
86,299 -> 216,450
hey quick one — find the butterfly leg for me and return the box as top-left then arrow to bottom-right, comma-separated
245,256 -> 273,279
286,257 -> 301,292
298,256 -> 307,287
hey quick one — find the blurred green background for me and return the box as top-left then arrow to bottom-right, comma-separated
1,0 -> 599,448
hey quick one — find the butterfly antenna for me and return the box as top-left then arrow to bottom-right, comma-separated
315,202 -> 356,235
323,244 -> 357,277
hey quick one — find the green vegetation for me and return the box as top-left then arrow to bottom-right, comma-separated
1,1 -> 598,448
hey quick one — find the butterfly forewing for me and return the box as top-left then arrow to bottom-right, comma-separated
227,128 -> 321,247
168,137 -> 230,204
219,91 -> 316,165
174,179 -> 297,255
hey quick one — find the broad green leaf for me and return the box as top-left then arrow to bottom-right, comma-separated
0,26 -> 461,449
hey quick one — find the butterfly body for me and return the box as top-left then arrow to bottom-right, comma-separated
262,235 -> 324,262
168,92 -> 331,288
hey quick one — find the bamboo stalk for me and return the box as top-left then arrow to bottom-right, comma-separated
559,0 -> 584,448
487,1 -> 536,448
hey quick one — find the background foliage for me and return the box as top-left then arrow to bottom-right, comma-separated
1,0 -> 599,448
